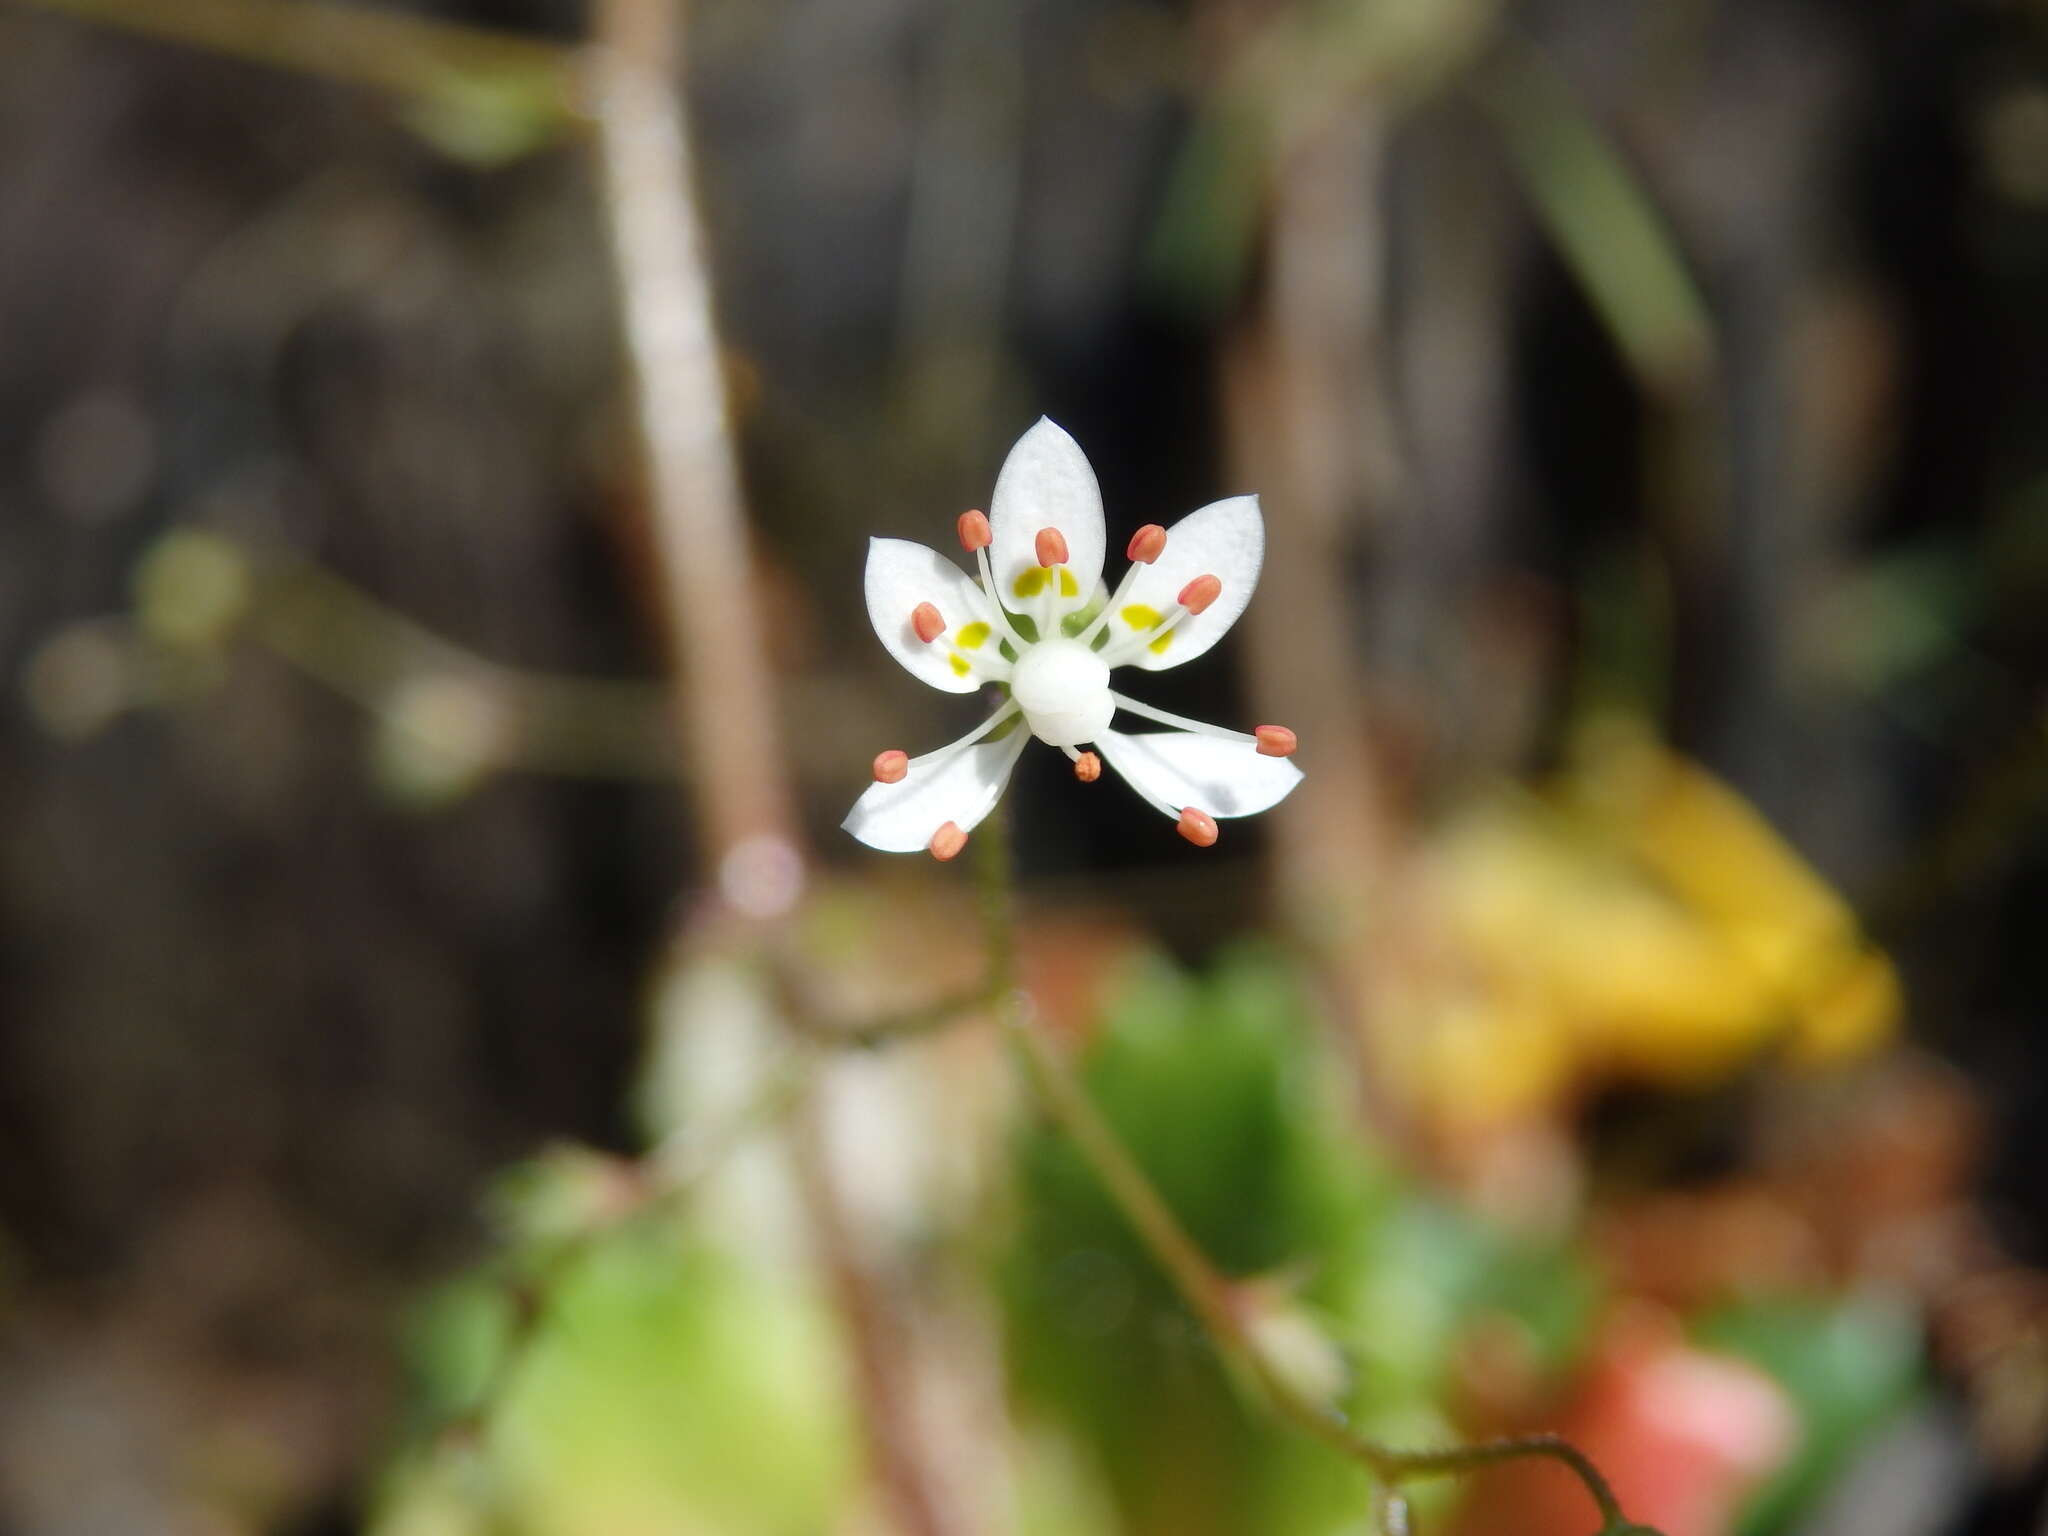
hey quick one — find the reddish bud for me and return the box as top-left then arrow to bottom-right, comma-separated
1035,527 -> 1069,567
1177,807 -> 1219,847
1073,751 -> 1102,783
872,749 -> 909,783
957,510 -> 992,552
1126,524 -> 1167,564
911,602 -> 946,643
929,821 -> 968,861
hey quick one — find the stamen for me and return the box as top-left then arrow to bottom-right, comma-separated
1033,530 -> 1065,635
1108,691 -> 1256,744
1177,807 -> 1219,848
911,602 -> 946,644
1098,606 -> 1184,666
929,821 -> 968,861
1096,577 -> 1222,665
872,749 -> 909,783
909,700 -> 1020,771
1177,574 -> 1222,615
957,509 -> 992,552
1079,547 -> 1158,646
1056,743 -> 1106,788
1254,725 -> 1298,758
1126,524 -> 1167,564
971,544 -> 1027,650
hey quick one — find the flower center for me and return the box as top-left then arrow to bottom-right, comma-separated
1010,638 -> 1113,748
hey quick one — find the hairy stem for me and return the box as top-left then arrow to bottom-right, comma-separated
973,811 -> 1651,1533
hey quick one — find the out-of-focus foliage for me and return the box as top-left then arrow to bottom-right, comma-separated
1696,1295 -> 1925,1536
366,943 -> 1939,1536
1382,722 -> 1900,1131
1005,947 -> 1602,1535
377,1228 -> 857,1536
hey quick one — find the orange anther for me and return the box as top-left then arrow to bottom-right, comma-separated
957,510 -> 992,552
1126,524 -> 1167,564
1178,574 -> 1222,615
1035,527 -> 1069,567
1254,725 -> 1297,758
1177,807 -> 1219,847
911,602 -> 946,643
873,749 -> 909,783
929,821 -> 968,861
1073,751 -> 1102,783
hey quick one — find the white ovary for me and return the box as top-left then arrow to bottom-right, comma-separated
1009,638 -> 1113,748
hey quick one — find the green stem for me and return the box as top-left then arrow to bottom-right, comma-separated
972,811 -> 1654,1535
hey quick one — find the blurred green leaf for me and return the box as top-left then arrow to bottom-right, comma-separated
378,1231 -> 856,1536
1147,0 -> 1501,310
1005,945 -> 1603,1536
1473,40 -> 1714,400
1694,1292 -> 1925,1535
400,71 -> 578,169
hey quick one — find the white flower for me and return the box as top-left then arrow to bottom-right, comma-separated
844,419 -> 1302,859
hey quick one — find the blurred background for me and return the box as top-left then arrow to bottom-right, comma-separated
1,0 -> 2045,1531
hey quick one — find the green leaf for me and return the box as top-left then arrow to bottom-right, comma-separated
1694,1293 -> 1925,1534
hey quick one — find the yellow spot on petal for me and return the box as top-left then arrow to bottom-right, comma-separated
1013,568 -> 1048,598
1059,569 -> 1079,598
1148,631 -> 1176,656
948,653 -> 971,676
956,621 -> 991,650
1121,604 -> 1163,631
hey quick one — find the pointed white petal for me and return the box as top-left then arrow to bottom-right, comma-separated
987,419 -> 1106,618
1096,726 -> 1302,820
1110,495 -> 1263,670
842,728 -> 1029,853
864,537 -> 998,694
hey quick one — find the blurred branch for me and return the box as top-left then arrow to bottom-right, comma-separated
253,553 -> 681,781
7,0 -> 585,155
1470,36 -> 1714,402
785,980 -> 1004,1052
1149,0 -> 1501,307
1222,105 -> 1407,1136
593,0 -> 798,880
786,1094 -> 958,1536
591,6 -> 968,1532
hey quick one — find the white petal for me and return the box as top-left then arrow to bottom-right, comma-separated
1110,495 -> 1263,670
842,728 -> 1029,853
1096,727 -> 1302,820
864,538 -> 998,694
987,419 -> 1106,618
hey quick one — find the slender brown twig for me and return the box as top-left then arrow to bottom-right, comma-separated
592,0 -> 796,869
590,7 -> 962,1531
